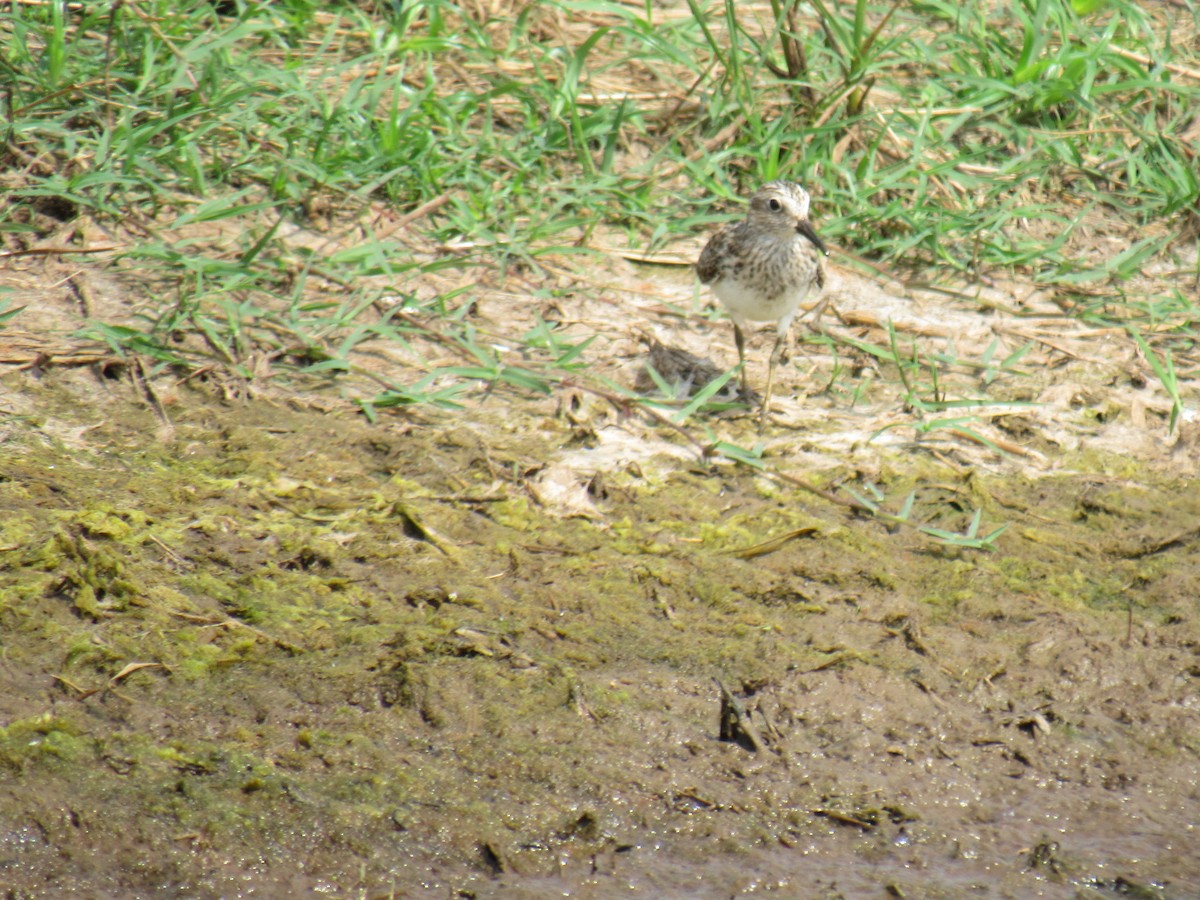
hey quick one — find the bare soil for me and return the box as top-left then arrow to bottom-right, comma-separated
1,218 -> 1199,900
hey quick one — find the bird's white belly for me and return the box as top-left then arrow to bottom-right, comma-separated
714,278 -> 807,324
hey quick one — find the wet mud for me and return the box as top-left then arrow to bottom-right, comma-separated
1,359 -> 1198,897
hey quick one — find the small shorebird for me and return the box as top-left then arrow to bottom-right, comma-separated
695,181 -> 828,425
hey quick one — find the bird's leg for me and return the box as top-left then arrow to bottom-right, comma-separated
733,323 -> 749,398
776,325 -> 795,365
760,331 -> 787,429
804,293 -> 831,325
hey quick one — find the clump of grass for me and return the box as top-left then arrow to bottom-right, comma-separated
697,0 -> 1199,279
709,436 -> 1007,550
1129,326 -> 1184,434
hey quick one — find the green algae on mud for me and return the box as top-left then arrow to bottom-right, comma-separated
1,371 -> 1199,896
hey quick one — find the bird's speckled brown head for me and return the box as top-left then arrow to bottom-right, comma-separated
747,181 -> 826,255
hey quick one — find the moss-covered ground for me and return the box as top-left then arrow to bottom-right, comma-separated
2,368 -> 1198,896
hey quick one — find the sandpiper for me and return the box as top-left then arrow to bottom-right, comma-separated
696,181 -> 828,425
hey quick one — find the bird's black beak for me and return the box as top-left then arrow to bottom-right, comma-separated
796,219 -> 828,256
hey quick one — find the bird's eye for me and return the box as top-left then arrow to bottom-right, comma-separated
768,198 -> 782,212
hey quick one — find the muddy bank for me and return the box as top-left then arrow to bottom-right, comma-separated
0,368 -> 1197,897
